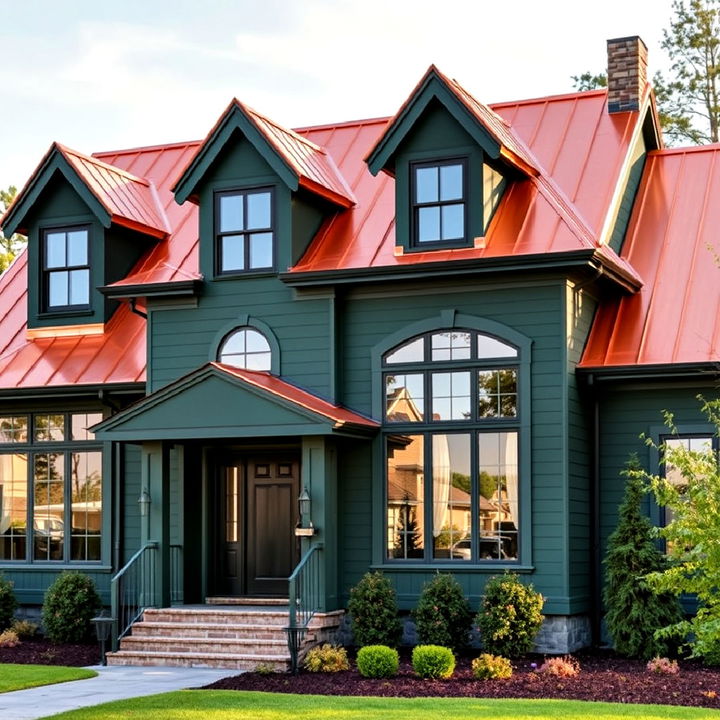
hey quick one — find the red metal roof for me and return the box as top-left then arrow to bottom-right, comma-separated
581,145 -> 720,368
212,363 -> 379,429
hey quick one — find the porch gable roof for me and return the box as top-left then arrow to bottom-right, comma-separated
92,362 -> 379,441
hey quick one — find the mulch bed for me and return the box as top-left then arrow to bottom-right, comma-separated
0,638 -> 99,667
205,650 -> 720,710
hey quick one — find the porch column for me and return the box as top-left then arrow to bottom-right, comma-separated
141,441 -> 171,608
301,437 -> 338,612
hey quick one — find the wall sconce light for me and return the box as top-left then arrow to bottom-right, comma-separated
138,488 -> 151,517
295,486 -> 315,536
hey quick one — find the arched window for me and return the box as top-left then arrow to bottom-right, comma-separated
217,327 -> 271,371
383,329 -> 519,564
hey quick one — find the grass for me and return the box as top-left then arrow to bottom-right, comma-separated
0,664 -> 97,693
38,690 -> 720,719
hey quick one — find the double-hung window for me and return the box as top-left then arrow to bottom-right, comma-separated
42,227 -> 90,311
411,160 -> 466,246
216,188 -> 274,274
383,330 -> 520,563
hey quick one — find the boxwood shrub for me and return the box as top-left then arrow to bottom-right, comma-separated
41,572 -> 101,644
411,644 -> 455,679
348,571 -> 402,647
356,645 -> 399,678
0,573 -> 17,632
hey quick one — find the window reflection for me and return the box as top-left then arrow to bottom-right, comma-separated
385,374 -> 424,422
70,452 -> 102,562
387,435 -> 424,559
33,453 -> 65,561
0,453 -> 28,560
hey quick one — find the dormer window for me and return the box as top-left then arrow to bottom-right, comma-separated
411,159 -> 467,247
42,226 -> 90,311
216,188 -> 274,274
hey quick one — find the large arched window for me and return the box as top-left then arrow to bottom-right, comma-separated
217,327 -> 271,370
383,329 -> 520,564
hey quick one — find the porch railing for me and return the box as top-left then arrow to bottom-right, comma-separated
170,544 -> 183,604
285,543 -> 323,674
110,541 -> 159,650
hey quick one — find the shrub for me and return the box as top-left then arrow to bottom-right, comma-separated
539,655 -> 580,678
411,645 -> 455,679
356,645 -> 399,678
303,644 -> 349,673
476,573 -> 544,658
646,656 -> 680,675
413,573 -> 472,650
41,572 -> 101,644
471,653 -> 513,679
254,662 -> 277,675
0,573 -> 17,632
348,571 -> 402,648
0,629 -> 19,648
11,619 -> 38,639
603,456 -> 683,660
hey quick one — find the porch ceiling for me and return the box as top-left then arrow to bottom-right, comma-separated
92,362 -> 379,441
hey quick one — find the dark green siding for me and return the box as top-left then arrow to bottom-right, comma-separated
122,444 -> 142,564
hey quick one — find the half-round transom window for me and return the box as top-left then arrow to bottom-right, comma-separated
218,327 -> 271,370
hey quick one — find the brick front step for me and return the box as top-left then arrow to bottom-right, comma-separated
206,596 -> 289,606
120,635 -> 290,656
142,608 -> 290,626
132,621 -> 290,641
106,649 -> 289,671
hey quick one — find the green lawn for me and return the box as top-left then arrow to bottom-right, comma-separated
38,690 -> 720,720
0,664 -> 97,693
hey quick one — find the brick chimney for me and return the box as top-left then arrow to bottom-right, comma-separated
607,36 -> 648,113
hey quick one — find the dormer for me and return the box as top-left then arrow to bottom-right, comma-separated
0,143 -> 168,331
172,100 -> 355,279
366,66 -> 539,253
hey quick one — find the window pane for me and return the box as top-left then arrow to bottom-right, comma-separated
71,413 -> 102,441
440,164 -> 463,201
0,417 -> 28,444
385,337 -> 424,364
431,332 -> 471,361
385,373 -> 424,422
432,433 -> 471,560
478,334 -> 518,359
67,230 -> 88,266
70,451 -> 102,562
0,453 -> 28,561
247,192 -> 271,230
418,206 -> 440,242
34,415 -> 65,443
33,453 -> 64,561
432,371 -> 471,421
244,352 -> 272,371
69,269 -> 89,306
478,431 -> 518,560
221,235 -> 245,272
245,329 -> 270,353
478,369 -> 517,418
48,271 -> 69,307
219,194 -> 244,232
249,232 -> 273,269
415,166 -> 438,203
46,232 -> 66,268
387,434 -> 424,559
219,328 -> 272,370
441,203 -> 464,240
221,329 -> 247,358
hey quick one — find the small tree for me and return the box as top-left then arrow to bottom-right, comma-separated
641,399 -> 720,664
603,455 -> 683,659
41,572 -> 101,644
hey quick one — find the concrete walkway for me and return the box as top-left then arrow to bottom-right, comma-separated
0,665 -> 240,720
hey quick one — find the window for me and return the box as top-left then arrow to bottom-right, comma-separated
411,160 -> 466,246
218,327 -> 271,370
216,188 -> 274,274
0,412 -> 103,563
384,330 -> 520,563
42,227 -> 90,310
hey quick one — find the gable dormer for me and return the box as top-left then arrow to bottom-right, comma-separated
172,100 -> 354,279
366,66 -> 539,253
0,143 -> 168,331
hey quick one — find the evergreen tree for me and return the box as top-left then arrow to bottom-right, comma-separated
603,455 -> 683,659
0,186 -> 26,272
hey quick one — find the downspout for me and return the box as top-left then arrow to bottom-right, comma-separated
129,298 -> 148,320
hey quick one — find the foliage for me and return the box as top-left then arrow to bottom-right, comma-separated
476,573 -> 544,658
253,662 -> 277,675
348,571 -> 402,648
413,573 -> 473,650
539,655 -> 580,678
471,653 -> 513,680
571,72 -> 608,91
411,644 -> 455,679
41,572 -> 101,644
356,645 -> 399,678
0,629 -> 19,647
11,619 -> 39,639
0,185 -> 26,272
302,644 -> 349,673
603,456 -> 683,660
0,573 -> 17,632
637,399 -> 720,664
392,500 -> 422,557
647,656 -> 680,674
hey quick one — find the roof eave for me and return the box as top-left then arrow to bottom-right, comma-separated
99,278 -> 202,300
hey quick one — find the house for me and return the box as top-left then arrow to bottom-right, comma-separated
0,35 -> 718,666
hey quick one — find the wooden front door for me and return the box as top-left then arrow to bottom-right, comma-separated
219,455 -> 299,597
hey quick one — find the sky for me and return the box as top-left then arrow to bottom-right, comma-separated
0,0 -> 676,192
